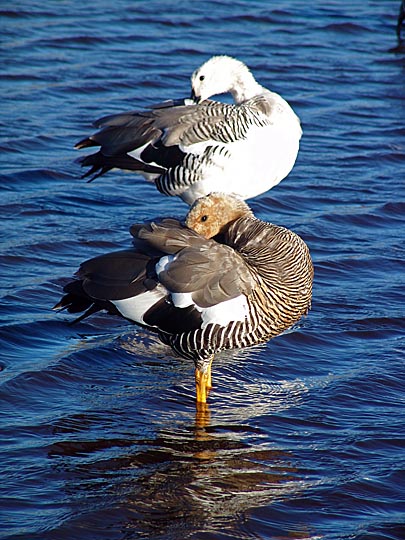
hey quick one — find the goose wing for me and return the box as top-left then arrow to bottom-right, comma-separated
56,219 -> 256,329
76,96 -> 275,164
132,220 -> 256,308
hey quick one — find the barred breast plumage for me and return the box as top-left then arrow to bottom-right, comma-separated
75,55 -> 302,205
54,193 -> 313,403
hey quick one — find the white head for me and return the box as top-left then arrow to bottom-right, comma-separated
190,55 -> 261,104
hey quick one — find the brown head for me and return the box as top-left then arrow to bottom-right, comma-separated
185,193 -> 253,239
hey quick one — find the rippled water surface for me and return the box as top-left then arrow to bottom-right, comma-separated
1,1 -> 405,539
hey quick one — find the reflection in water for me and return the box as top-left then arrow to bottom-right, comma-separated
48,425 -> 307,539
46,347 -> 315,539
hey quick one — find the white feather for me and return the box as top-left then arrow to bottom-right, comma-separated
200,295 -> 249,329
112,287 -> 166,325
155,254 -> 174,276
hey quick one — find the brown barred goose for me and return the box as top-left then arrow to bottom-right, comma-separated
54,193 -> 313,403
75,55 -> 302,205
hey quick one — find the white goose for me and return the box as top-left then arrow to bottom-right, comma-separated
55,193 -> 313,403
76,56 -> 302,205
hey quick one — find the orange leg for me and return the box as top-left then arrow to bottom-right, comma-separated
195,356 -> 214,403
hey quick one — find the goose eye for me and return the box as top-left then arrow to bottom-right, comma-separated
201,215 -> 208,222
199,75 -> 205,82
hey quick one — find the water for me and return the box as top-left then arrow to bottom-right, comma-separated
1,1 -> 404,539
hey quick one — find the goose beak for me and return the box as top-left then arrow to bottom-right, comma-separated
190,90 -> 201,104
195,357 -> 214,403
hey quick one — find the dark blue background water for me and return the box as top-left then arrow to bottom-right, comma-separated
1,2 -> 404,539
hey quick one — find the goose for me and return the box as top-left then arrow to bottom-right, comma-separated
76,55 -> 302,205
54,193 -> 313,403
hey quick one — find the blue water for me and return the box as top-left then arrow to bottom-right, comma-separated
1,1 -> 405,539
